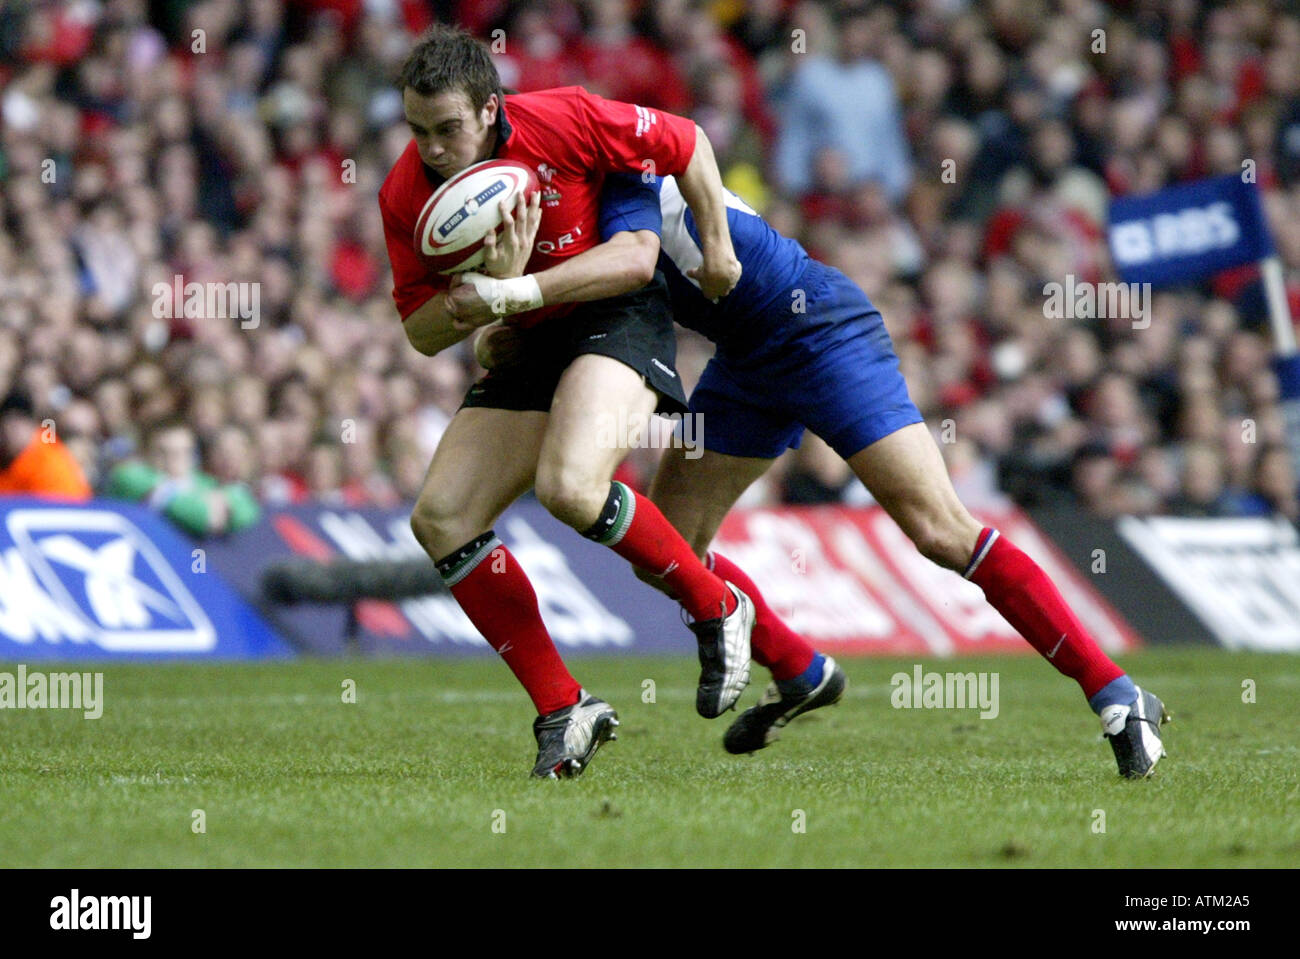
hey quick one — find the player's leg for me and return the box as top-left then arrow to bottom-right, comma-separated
647,443 -> 848,754
410,406 -> 543,557
646,446 -> 812,667
409,406 -> 583,715
410,403 -> 620,779
532,275 -> 755,717
634,351 -> 847,752
837,418 -> 1175,769
536,354 -> 736,621
798,265 -> 1167,776
846,423 -> 1168,777
644,362 -> 821,685
651,451 -> 814,677
534,352 -> 756,717
643,445 -> 764,555
847,426 -> 1130,692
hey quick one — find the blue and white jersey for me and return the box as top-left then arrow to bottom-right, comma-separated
599,173 -> 840,357
599,174 -> 918,459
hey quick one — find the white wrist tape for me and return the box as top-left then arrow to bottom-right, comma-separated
460,272 -> 544,316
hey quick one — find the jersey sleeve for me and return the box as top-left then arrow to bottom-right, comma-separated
379,191 -> 448,320
598,174 -> 664,241
574,88 -> 697,178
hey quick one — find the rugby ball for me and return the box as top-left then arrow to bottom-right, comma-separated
414,160 -> 541,274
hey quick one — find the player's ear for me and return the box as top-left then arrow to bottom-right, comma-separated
480,93 -> 499,127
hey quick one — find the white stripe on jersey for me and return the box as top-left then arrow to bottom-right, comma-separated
657,176 -> 759,293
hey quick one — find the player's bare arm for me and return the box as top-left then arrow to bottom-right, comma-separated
533,230 -> 659,304
402,292 -> 471,356
675,126 -> 741,301
450,230 -> 661,330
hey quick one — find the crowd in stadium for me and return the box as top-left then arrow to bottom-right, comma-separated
2,0 -> 1299,534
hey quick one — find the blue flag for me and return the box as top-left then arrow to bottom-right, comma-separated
1108,175 -> 1274,288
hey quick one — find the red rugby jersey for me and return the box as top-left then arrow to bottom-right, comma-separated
379,87 -> 697,328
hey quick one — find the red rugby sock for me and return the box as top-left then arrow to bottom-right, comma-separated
590,484 -> 736,622
965,527 -> 1123,699
441,535 -> 581,716
709,552 -> 815,680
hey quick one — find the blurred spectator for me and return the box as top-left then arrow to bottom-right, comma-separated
1240,444 -> 1300,522
773,5 -> 912,203
1168,441 -> 1237,517
782,433 -> 866,505
494,3 -> 583,93
1,0 -> 1299,527
0,391 -> 92,500
691,62 -> 767,177
105,420 -> 260,536
572,0 -> 690,112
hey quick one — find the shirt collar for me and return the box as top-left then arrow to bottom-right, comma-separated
493,94 -> 512,156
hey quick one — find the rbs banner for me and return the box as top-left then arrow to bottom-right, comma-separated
1108,174 -> 1273,288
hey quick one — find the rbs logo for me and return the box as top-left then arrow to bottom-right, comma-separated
1111,201 -> 1240,266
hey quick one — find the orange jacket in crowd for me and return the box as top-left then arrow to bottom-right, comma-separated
0,428 -> 92,500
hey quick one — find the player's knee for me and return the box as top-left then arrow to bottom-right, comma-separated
905,510 -> 973,572
409,504 -> 443,555
410,494 -> 468,557
534,466 -> 605,530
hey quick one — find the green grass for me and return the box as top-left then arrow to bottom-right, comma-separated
1,649 -> 1297,867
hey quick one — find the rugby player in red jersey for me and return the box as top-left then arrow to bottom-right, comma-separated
380,26 -> 756,778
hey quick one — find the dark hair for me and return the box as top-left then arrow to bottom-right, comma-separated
148,416 -> 195,441
398,25 -> 502,112
0,389 -> 34,420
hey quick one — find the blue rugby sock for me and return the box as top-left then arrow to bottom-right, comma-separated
1088,675 -> 1138,715
776,652 -> 825,697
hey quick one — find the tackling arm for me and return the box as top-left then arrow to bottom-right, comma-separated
673,125 -> 741,300
467,229 -> 659,368
447,229 -> 661,328
533,230 -> 660,303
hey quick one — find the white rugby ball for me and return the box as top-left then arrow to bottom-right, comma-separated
414,159 -> 540,274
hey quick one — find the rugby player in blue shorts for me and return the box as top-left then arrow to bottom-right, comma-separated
448,173 -> 1171,779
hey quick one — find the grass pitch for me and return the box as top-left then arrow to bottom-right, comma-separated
1,649 -> 1296,867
